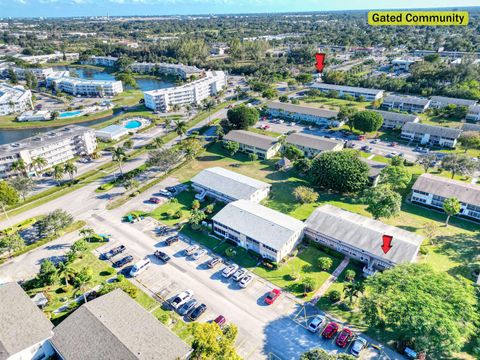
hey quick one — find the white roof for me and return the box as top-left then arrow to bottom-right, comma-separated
95,125 -> 129,137
212,200 -> 305,251
191,167 -> 270,201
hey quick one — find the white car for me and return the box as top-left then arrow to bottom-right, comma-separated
170,290 -> 194,310
307,315 -> 326,333
191,248 -> 207,260
239,274 -> 254,288
129,258 -> 150,277
184,244 -> 199,256
232,268 -> 247,281
350,337 -> 368,357
222,264 -> 239,278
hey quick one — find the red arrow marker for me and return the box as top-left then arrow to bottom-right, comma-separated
381,235 -> 393,254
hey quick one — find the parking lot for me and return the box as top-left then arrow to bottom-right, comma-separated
89,210 -> 397,360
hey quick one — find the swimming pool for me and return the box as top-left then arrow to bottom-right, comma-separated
59,110 -> 83,118
124,120 -> 142,129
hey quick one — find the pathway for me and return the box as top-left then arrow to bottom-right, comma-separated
308,256 -> 350,306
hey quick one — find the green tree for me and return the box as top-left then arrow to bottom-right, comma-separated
64,161 -> 77,181
293,186 -> 319,204
249,153 -> 258,161
262,87 -> 278,99
37,209 -> 74,238
318,257 -> 333,271
343,281 -> 364,305
361,264 -> 478,358
328,290 -> 342,303
116,72 -> 137,89
31,156 -> 47,174
302,277 -> 316,293
352,110 -> 383,133
223,140 -> 240,156
441,154 -> 477,179
227,105 -> 259,130
123,179 -> 140,191
344,269 -> 356,282
279,95 -> 289,103
363,184 -> 401,219
295,73 -> 314,85
38,259 -> 58,286
443,197 -> 461,226
180,137 -> 203,160
53,164 -> 65,185
310,150 -> 369,193
9,176 -> 34,201
71,239 -> 89,257
0,181 -> 19,226
57,261 -> 75,286
301,348 -> 354,360
458,131 -> 480,153
416,153 -> 437,173
0,232 -> 24,255
50,111 -> 59,120
189,209 -> 207,230
123,139 -> 134,150
147,148 -> 182,174
191,322 -> 241,360
112,147 -> 127,176
282,145 -> 304,161
79,227 -> 95,242
379,165 -> 412,191
174,120 -> 188,139
75,266 -> 93,303
152,137 -> 164,149
10,159 -> 28,176
191,199 -> 201,210
337,106 -> 359,132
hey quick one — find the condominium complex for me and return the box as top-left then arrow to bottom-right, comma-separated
381,95 -> 430,113
15,52 -> 79,64
267,102 -> 342,127
0,83 -> 32,115
223,130 -> 281,160
466,105 -> 480,122
284,133 -> 344,158
400,122 -> 462,148
373,109 -> 419,129
0,125 -> 97,177
130,62 -> 203,79
144,70 -> 226,111
46,76 -> 123,97
429,96 -> 476,109
309,82 -> 384,101
83,55 -> 119,67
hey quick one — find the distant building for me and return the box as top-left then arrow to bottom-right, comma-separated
391,58 -> 422,72
50,289 -> 191,360
461,123 -> 480,132
429,96 -> 476,109
191,167 -> 271,203
47,76 -> 123,97
83,56 -> 118,67
411,174 -> 480,221
285,132 -> 344,158
0,282 -> 55,360
400,122 -> 462,148
373,110 -> 419,129
360,157 -> 387,187
381,95 -> 430,113
223,130 -> 281,160
212,200 -> 305,262
309,82 -> 384,101
15,52 -> 79,64
0,125 -> 96,177
0,83 -> 32,115
17,110 -> 51,122
210,43 -> 229,56
267,102 -> 342,127
305,205 -> 424,276
95,124 -> 130,141
466,105 -> 480,122
130,62 -> 203,79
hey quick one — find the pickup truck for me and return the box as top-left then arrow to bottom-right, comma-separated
101,245 -> 126,260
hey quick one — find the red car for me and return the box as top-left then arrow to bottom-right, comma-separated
336,328 -> 354,348
321,322 -> 339,339
149,197 -> 161,204
214,315 -> 226,328
264,289 -> 281,305
389,142 -> 398,147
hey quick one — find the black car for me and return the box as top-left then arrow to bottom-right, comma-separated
166,186 -> 177,193
102,245 -> 126,260
188,304 -> 207,321
165,236 -> 179,246
113,255 -> 134,268
154,250 -> 171,262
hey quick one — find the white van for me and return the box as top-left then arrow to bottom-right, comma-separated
129,258 -> 151,277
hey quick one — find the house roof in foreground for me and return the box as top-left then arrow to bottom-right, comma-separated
285,132 -> 344,151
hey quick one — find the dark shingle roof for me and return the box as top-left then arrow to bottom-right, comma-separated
286,133 -> 343,151
430,96 -> 476,107
223,130 -> 278,150
373,110 -> 419,124
402,122 -> 462,138
0,283 -> 53,360
462,123 -> 480,132
51,289 -> 191,360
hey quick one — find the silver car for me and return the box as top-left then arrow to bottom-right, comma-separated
178,298 -> 198,316
350,337 -> 368,357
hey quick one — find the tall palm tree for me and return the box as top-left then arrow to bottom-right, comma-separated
57,262 -> 75,286
53,164 -> 65,185
235,86 -> 242,101
79,227 -> 95,242
174,120 -> 187,140
11,159 -> 27,176
75,278 -> 92,304
31,157 -> 47,175
112,147 -> 126,176
64,162 -> 78,181
343,281 -> 365,305
204,101 -> 214,123
153,137 -> 164,149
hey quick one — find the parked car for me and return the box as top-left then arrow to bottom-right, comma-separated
350,337 -> 368,357
307,315 -> 326,333
389,142 -> 398,147
113,255 -> 134,268
336,328 -> 354,348
188,303 -> 207,321
239,274 -> 254,288
165,236 -> 179,246
129,258 -> 151,277
214,315 -> 226,328
371,139 -> 380,144
154,250 -> 171,262
386,152 -> 398,158
149,197 -> 161,204
178,298 -> 198,316
222,264 -> 239,278
102,245 -> 126,260
166,186 -> 177,193
207,256 -> 222,269
232,268 -> 247,281
171,290 -> 194,309
191,248 -> 207,260
321,322 -> 339,339
264,289 -> 281,305
184,245 -> 199,256
158,189 -> 173,198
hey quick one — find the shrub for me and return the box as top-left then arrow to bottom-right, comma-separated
328,290 -> 342,303
318,257 -> 333,271
67,301 -> 79,311
225,247 -> 236,258
302,277 -> 316,292
344,269 -> 356,282
174,210 -> 183,219
116,274 -> 125,282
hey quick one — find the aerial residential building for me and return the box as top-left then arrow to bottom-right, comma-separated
47,76 -> 123,97
304,205 -> 424,276
284,132 -> 344,158
461,123 -> 480,132
0,83 -> 32,115
381,95 -> 430,113
373,110 -> 419,129
130,62 -> 203,79
143,70 -> 226,112
223,130 -> 281,160
391,58 -> 422,71
191,167 -> 271,203
210,43 -> 229,56
212,200 -> 305,262
0,125 -> 96,177
95,124 -> 130,141
50,289 -> 192,360
83,55 -> 118,67
309,83 -> 384,101
267,102 -> 342,127
400,122 -> 462,148
0,282 -> 55,360
411,174 -> 480,221
466,105 -> 480,122
429,96 -> 476,109
360,158 -> 387,187
15,52 -> 79,64
17,110 -> 51,122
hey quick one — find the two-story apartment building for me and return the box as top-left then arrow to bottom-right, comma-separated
381,95 -> 430,113
309,83 -> 384,101
411,174 -> 480,222
284,132 -> 344,158
191,167 -> 271,203
0,83 -> 32,115
212,200 -> 305,262
461,123 -> 480,132
266,102 -> 342,127
373,109 -> 419,129
304,205 -> 424,276
400,122 -> 462,148
466,105 -> 480,122
130,62 -> 203,79
83,56 -> 119,67
223,130 -> 281,160
429,96 -> 476,109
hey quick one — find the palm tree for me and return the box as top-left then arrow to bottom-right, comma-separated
31,157 -> 47,175
11,159 -> 27,176
174,120 -> 187,140
57,262 -> 75,286
153,137 -> 164,149
112,147 -> 126,176
75,278 -> 92,304
64,162 -> 77,181
204,100 -> 214,123
164,118 -> 172,129
53,164 -> 65,185
344,281 -> 365,305
79,227 -> 95,242
235,86 -> 242,101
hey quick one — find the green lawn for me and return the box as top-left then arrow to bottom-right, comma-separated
300,96 -> 371,111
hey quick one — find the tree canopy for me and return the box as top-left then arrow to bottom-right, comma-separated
352,110 -> 383,133
226,105 -> 259,130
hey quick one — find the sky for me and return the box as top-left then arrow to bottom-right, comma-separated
0,0 -> 478,18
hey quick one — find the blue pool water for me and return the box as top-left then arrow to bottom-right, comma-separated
124,120 -> 142,129
59,110 -> 83,118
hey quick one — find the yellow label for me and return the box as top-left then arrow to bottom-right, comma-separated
368,11 -> 469,26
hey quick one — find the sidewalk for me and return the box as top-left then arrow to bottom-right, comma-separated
308,256 -> 350,306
